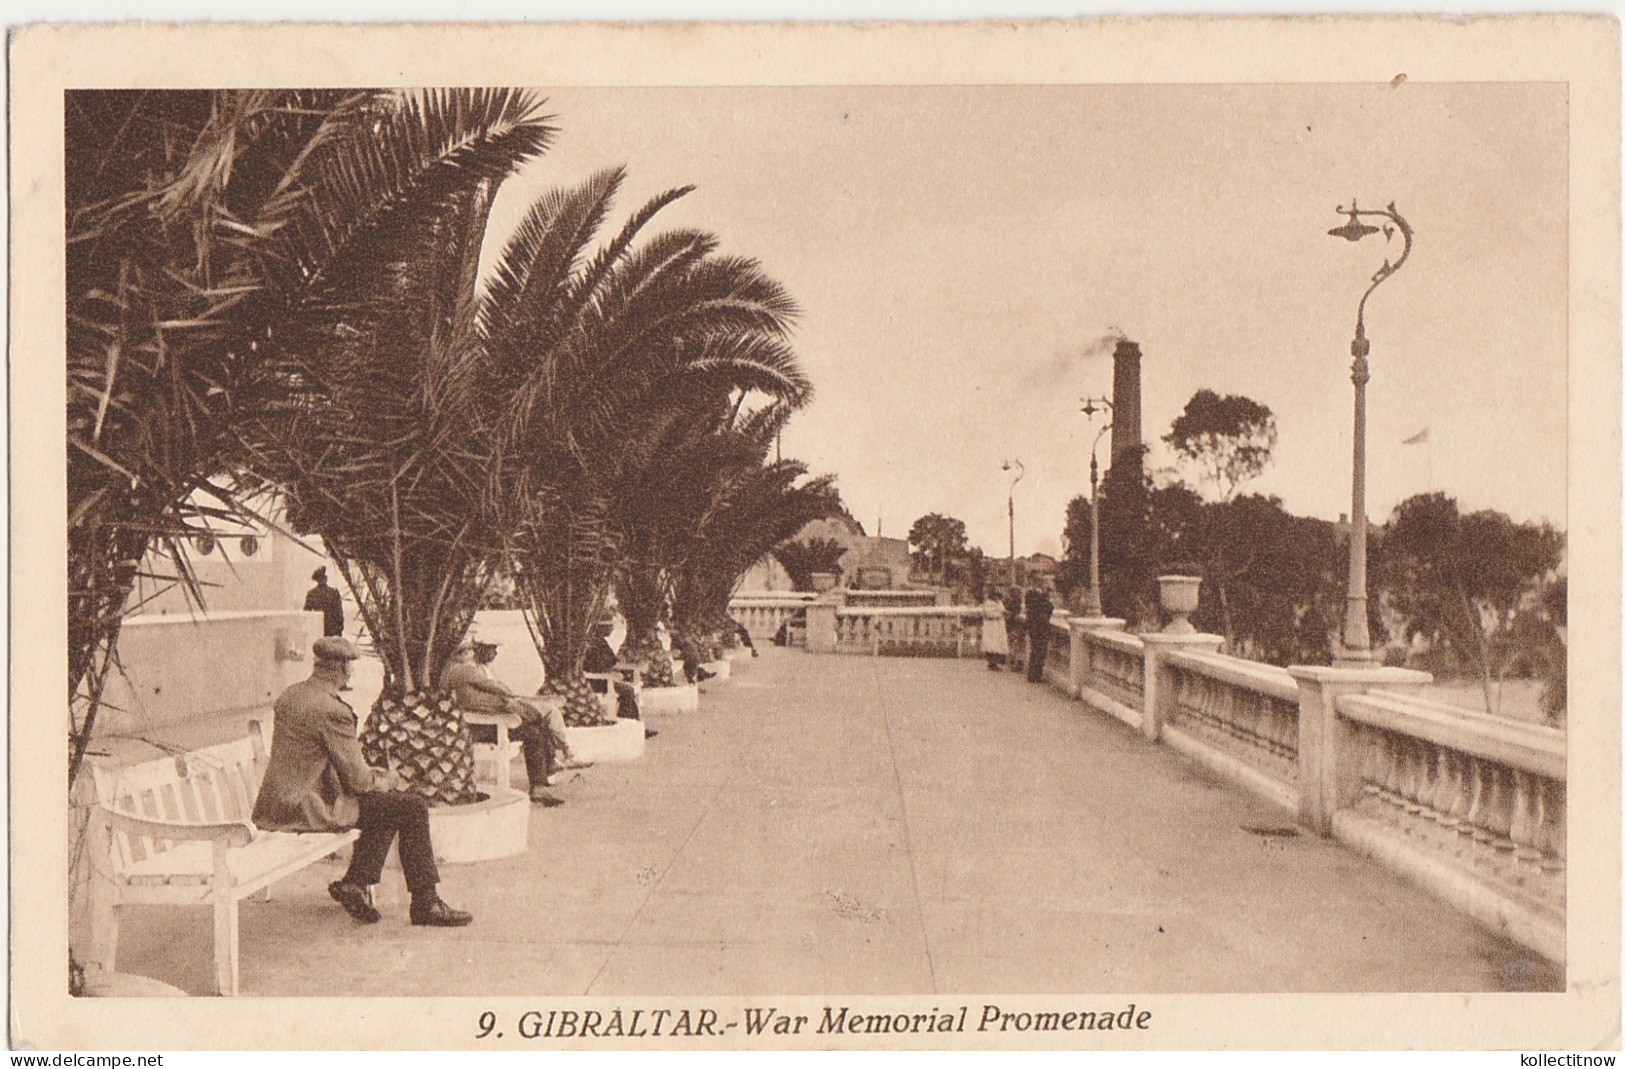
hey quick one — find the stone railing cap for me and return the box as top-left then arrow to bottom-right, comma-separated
1140,631 -> 1225,647
1286,665 -> 1432,686
1068,616 -> 1127,630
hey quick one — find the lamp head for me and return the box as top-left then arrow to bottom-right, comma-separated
1329,202 -> 1381,242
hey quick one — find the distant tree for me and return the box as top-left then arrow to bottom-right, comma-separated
1164,390 -> 1278,502
961,546 -> 989,602
1095,450 -> 1159,626
1186,495 -> 1346,664
1161,391 -> 1280,640
1057,495 -> 1094,608
1539,576 -> 1567,723
1381,492 -> 1565,714
907,513 -> 968,585
773,537 -> 849,592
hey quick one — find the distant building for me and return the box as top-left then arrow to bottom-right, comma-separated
735,514 -> 928,593
842,536 -> 916,590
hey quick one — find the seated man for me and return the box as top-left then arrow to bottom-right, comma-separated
252,637 -> 471,927
669,632 -> 717,684
584,621 -> 653,739
730,617 -> 759,657
443,640 -> 588,807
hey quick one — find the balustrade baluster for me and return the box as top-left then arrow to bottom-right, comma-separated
1444,750 -> 1472,831
1427,748 -> 1457,825
1480,765 -> 1516,852
1540,779 -> 1566,873
1462,757 -> 1489,840
1422,745 -> 1453,823
1508,769 -> 1542,867
1392,735 -> 1418,813
1276,701 -> 1298,760
1361,727 -> 1393,802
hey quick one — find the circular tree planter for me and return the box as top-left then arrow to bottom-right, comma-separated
566,718 -> 645,763
427,785 -> 529,864
641,683 -> 700,714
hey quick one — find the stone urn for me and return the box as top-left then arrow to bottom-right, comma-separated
1156,574 -> 1203,635
810,571 -> 839,593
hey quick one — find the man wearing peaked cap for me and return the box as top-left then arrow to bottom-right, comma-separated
303,566 -> 345,638
312,635 -> 360,662
251,636 -> 473,927
443,638 -> 589,806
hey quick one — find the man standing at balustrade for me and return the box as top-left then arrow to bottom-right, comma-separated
1023,584 -> 1055,684
980,590 -> 1010,670
1002,588 -> 1026,673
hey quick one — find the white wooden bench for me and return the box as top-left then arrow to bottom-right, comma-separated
87,722 -> 360,996
463,709 -> 525,789
466,685 -> 628,788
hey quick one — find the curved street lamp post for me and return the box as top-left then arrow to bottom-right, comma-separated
1327,199 -> 1414,666
1079,396 -> 1113,617
1002,459 -> 1025,588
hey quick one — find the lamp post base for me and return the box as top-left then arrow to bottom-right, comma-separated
1332,646 -> 1377,669
1080,586 -> 1103,618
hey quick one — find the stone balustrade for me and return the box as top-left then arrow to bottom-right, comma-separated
1331,689 -> 1565,962
1042,614 -> 1073,689
1073,625 -> 1146,728
729,595 -> 814,645
1162,649 -> 1301,810
834,605 -> 984,657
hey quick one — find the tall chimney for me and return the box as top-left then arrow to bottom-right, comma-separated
1109,339 -> 1143,480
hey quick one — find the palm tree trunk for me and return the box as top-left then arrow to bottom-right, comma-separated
1458,581 -> 1496,715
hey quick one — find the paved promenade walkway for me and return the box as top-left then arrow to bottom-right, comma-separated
115,648 -> 1558,995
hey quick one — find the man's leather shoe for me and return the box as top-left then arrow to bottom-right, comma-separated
329,880 -> 381,924
530,790 -> 565,807
410,896 -> 473,927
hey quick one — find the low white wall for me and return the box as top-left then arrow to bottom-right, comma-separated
95,610 -> 322,750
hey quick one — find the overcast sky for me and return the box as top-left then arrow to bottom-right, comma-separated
485,82 -> 1567,557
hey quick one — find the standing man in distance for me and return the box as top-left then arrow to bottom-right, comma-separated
1023,583 -> 1055,684
303,566 -> 345,638
252,637 -> 472,927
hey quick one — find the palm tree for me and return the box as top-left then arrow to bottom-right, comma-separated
611,398 -> 800,685
237,91 -> 558,804
669,456 -> 842,660
65,88 -> 556,787
773,536 -> 851,592
480,168 -> 809,722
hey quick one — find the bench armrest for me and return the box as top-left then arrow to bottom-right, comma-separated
99,804 -> 255,848
585,669 -> 643,690
462,709 -> 522,728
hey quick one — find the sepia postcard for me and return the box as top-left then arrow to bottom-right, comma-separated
9,16 -> 1621,1052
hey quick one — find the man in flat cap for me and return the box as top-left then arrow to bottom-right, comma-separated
442,639 -> 588,807
303,566 -> 345,638
252,636 -> 472,927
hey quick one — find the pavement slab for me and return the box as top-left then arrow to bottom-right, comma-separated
107,646 -> 1560,996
